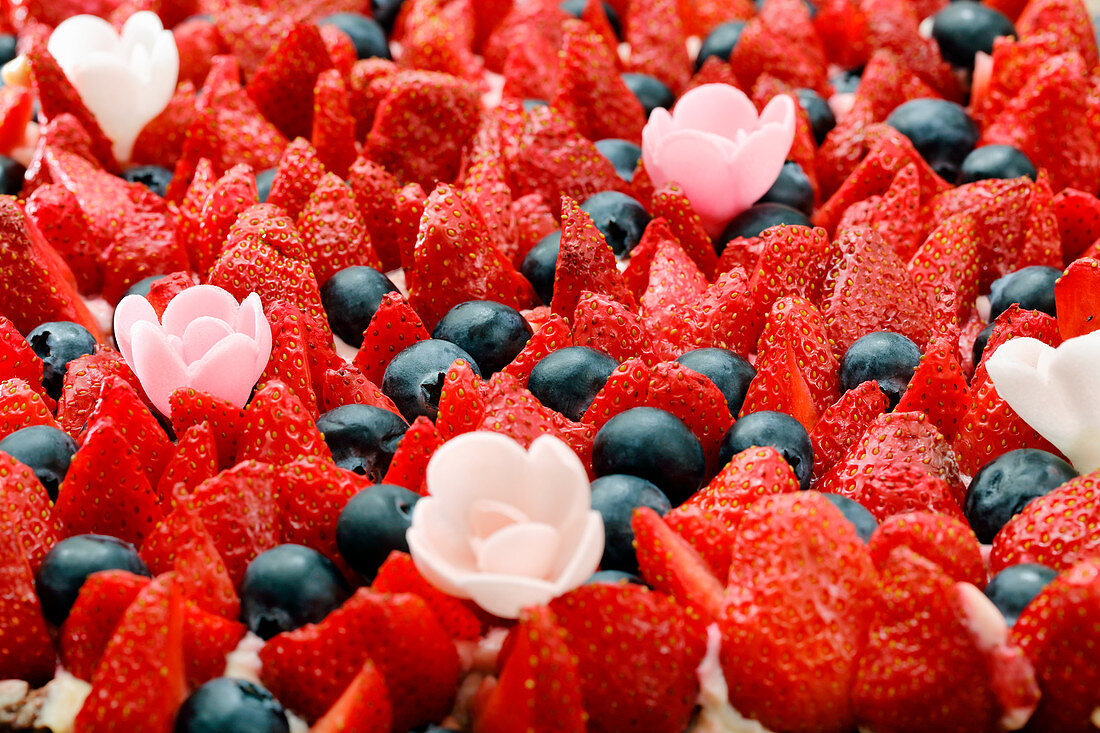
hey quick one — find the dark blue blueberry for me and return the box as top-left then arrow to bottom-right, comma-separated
36,534 -> 151,626
411,727 -> 462,733
829,68 -> 863,95
382,339 -> 480,422
757,161 -> 815,216
255,167 -> 277,203
0,155 -> 24,196
885,98 -> 979,181
320,266 -> 399,347
520,231 -> 560,306
586,569 -> 646,586
675,347 -> 756,417
590,474 -> 672,573
595,138 -> 642,182
0,35 -> 17,68
718,411 -> 814,490
592,407 -> 706,506
337,483 -> 420,580
695,21 -> 745,71
716,206 -> 813,253
560,0 -> 623,38
431,300 -> 533,376
175,678 -> 290,733
621,73 -> 675,116
528,346 -> 618,422
0,425 -> 77,501
315,404 -> 407,481
972,321 -> 994,366
580,191 -> 651,256
958,145 -> 1037,184
318,12 -> 391,60
931,1 -> 1014,69
371,0 -> 405,32
964,449 -> 1077,544
839,331 -> 921,411
121,165 -> 173,197
823,493 -> 878,543
27,321 -> 97,400
522,98 -> 549,112
988,265 -> 1061,321
984,563 -> 1057,626
795,88 -> 836,145
240,544 -> 351,639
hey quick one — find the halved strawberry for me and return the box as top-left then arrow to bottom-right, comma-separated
319,364 -> 403,416
648,183 -> 719,279
194,163 -> 259,276
59,570 -> 150,682
0,378 -> 59,441
381,415 -> 442,495
236,379 -> 331,465
810,380 -> 888,481
279,457 -> 370,575
730,0 -> 828,96
371,551 -> 483,640
312,659 -> 392,733
685,445 -> 801,529
84,377 -> 173,488
1054,188 -> 1100,262
861,0 -> 959,99
1054,257 -> 1100,340
500,313 -> 571,384
868,511 -> 985,587
194,56 -> 288,174
434,359 -> 485,439
183,602 -> 247,690
259,301 -> 319,419
247,22 -> 334,140
0,516 -> 54,684
267,137 -> 328,221
354,292 -> 431,384
312,68 -> 358,178
56,348 -> 144,437
573,290 -> 657,365
140,507 -> 239,619
837,161 -> 925,262
24,182 -> 102,294
639,224 -> 709,343
551,196 -> 637,321
991,471 -> 1100,572
397,0 -> 481,81
168,388 -> 247,470
625,0 -> 692,93
345,156 -> 402,271
894,334 -> 970,441
646,360 -> 734,471
632,505 -> 726,621
0,449 -> 61,572
1016,0 -> 1098,68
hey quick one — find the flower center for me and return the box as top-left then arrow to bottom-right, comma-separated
467,499 -> 560,579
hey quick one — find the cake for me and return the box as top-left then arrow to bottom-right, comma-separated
0,0 -> 1099,730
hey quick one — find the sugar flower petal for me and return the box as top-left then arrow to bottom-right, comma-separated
113,293 -> 158,366
670,83 -> 761,142
128,320 -> 188,417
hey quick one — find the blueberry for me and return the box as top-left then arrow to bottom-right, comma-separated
964,449 -> 1077,544
586,569 -> 646,586
528,346 -> 619,421
320,266 -> 400,346
621,73 -> 675,116
839,331 -> 921,411
431,300 -> 533,376
580,191 -> 651,256
520,231 -> 560,306
255,167 -> 277,203
560,0 -> 623,38
972,322 -> 994,366
830,68 -> 862,95
718,411 -> 814,490
716,205 -> 812,253
595,138 -> 642,183
36,534 -> 151,626
885,98 -> 979,182
522,98 -> 549,111
240,544 -> 350,639
675,347 -> 756,417
590,474 -> 672,573
592,407 -> 706,506
381,340 -> 480,422
931,1 -> 1014,69
988,266 -> 1060,321
175,678 -> 290,733
695,21 -> 746,71
317,12 -> 391,60
0,425 -> 77,501
315,404 -> 407,481
983,563 -> 1057,626
0,155 -> 25,196
795,88 -> 836,145
371,0 -> 405,32
0,35 -> 17,68
121,165 -> 173,197
757,161 -> 815,216
27,321 -> 97,401
123,274 -> 168,300
958,145 -> 1037,184
822,493 -> 878,543
337,483 -> 420,580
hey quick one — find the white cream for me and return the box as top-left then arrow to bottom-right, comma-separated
34,670 -> 91,733
691,623 -> 777,733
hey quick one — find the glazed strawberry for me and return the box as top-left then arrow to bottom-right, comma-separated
246,22 -> 333,140
84,377 -> 173,487
311,69 -> 358,178
59,569 -> 150,682
720,491 -> 878,733
0,514 -> 54,684
1054,257 -> 1100,340
1054,188 -> 1100,261
990,471 -> 1100,572
0,449 -> 61,571
868,511 -> 985,587
312,660 -> 392,733
74,574 -> 186,732
573,290 -> 657,365
168,388 -> 247,470
267,137 -> 328,221
550,582 -> 708,733
372,551 -> 483,640
381,415 -> 442,495
235,379 -> 331,465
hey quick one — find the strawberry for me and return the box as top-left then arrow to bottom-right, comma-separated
720,492 -> 878,733
624,0 -> 691,92
354,292 -> 430,385
258,301 -> 319,419
182,602 -> 247,690
194,163 -> 260,275
1016,0 -> 1098,68
553,20 -> 646,144
573,290 -> 657,365
168,388 -> 247,470
261,294 -> 342,402
809,381 -> 888,481
461,119 -> 518,260
1012,559 -> 1100,732
907,210 -> 982,317
433,359 -> 485,439
319,23 -> 358,79
84,377 -> 173,488
679,0 -> 754,37
0,85 -> 33,155
813,0 -> 872,69
0,517 -> 54,684
0,449 -> 62,572
100,183 -> 190,304
894,334 -> 969,441
820,411 -> 966,520
173,17 -> 223,87
247,22 -> 334,140
74,574 -> 186,732
1054,188 -> 1100,262
346,156 -> 403,270
381,415 -> 442,495
267,137 -> 328,220
56,348 -> 144,437
312,69 -> 358,178
24,182 -> 102,294
550,583 -> 708,733
663,502 -> 736,581
400,0 -> 483,81
296,171 -> 380,286
371,551 -> 483,640
213,5 -> 296,78
646,360 -> 734,470
483,2 -> 568,73
407,183 -> 536,328
55,417 -> 164,546
684,446 -> 801,529
648,183 -> 719,279
320,364 -> 403,416
478,373 -> 597,465
260,589 -> 461,728
861,0 -> 959,99
236,379 -> 331,465
730,0 -> 828,96
278,457 -> 370,574
990,471 -> 1100,572
312,660 -> 393,733
670,266 -> 759,357
365,70 -> 481,190
500,24 -> 560,102
392,182 -> 429,272
837,162 -> 925,262
631,506 -> 726,621
868,512 -> 985,587
0,378 -> 59,441
59,570 -> 150,682
347,58 -> 400,141
140,506 -> 239,619
639,225 -> 709,342
187,460 -> 281,586
500,313 -> 571,384
475,605 -> 586,733
581,357 -> 651,429
1055,257 -> 1100,340
551,196 -> 637,321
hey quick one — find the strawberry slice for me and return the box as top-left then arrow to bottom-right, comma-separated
838,161 -> 925,262
278,457 -> 370,575
0,517 -> 54,684
648,183 -> 719,279
56,348 -> 144,437
478,374 -> 597,466
236,380 -> 331,465
168,388 -> 247,470
500,313 -> 571,384
372,551 -> 484,640
258,302 -> 318,419
354,292 -> 431,386
140,507 -> 239,619
683,445 -> 801,529
663,502 -> 736,581
267,137 -> 328,221
991,472 -> 1100,572
247,23 -> 333,140
381,415 -> 443,495
573,290 -> 657,365
1054,257 -> 1100,340
894,334 -> 969,441
346,156 -> 402,271
868,512 -> 985,587
24,182 -> 101,294
1016,0 -> 1098,68
434,360 -> 485,439
311,68 -> 358,178
810,381 -> 888,480
183,602 -> 247,690
0,449 -> 61,572
319,364 -> 402,416
632,505 -> 726,621
461,119 -> 519,260
672,266 -> 759,357
551,196 -> 636,321
1054,188 -> 1100,261
59,570 -> 150,683
0,378 -> 59,441
85,377 -> 173,488
312,660 -> 393,733
297,172 -> 382,285
639,224 -> 709,340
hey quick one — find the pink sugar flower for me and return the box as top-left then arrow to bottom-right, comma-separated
113,285 -> 272,417
407,432 -> 604,619
642,83 -> 796,237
